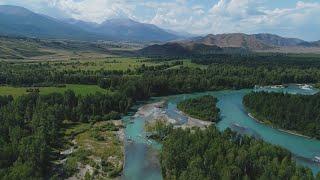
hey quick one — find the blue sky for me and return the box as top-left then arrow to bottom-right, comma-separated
1,0 -> 319,41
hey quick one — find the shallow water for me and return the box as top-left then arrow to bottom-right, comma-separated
122,104 -> 162,180
123,85 -> 320,179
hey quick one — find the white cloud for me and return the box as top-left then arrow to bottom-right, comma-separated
52,0 -> 137,23
0,0 -> 319,40
147,0 -> 320,40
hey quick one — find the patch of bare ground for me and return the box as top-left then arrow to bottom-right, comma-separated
59,120 -> 124,179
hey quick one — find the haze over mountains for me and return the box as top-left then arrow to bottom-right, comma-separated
0,5 -> 102,40
0,5 -> 320,54
0,5 -> 179,42
65,18 -> 179,42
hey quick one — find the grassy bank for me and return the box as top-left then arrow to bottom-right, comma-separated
59,121 -> 124,179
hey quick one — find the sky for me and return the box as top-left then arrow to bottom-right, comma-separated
0,0 -> 319,41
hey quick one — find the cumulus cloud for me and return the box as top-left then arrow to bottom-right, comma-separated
52,0 -> 137,23
0,0 -> 319,40
148,0 -> 320,40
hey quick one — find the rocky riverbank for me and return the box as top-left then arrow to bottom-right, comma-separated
137,100 -> 214,129
57,120 -> 125,180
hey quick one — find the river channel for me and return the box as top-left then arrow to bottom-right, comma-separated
122,85 -> 320,180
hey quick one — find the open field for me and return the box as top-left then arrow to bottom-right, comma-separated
50,57 -> 159,71
2,57 -> 161,71
0,84 -> 109,97
2,57 -> 202,72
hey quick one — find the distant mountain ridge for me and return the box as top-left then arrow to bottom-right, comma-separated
139,33 -> 320,56
193,33 -> 271,50
0,5 -> 180,42
0,5 -> 103,40
95,18 -> 179,42
190,33 -> 313,50
298,40 -> 320,47
0,5 -> 319,48
252,33 -> 305,47
138,42 -> 248,56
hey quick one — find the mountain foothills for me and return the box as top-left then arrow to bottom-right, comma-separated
0,36 -> 115,59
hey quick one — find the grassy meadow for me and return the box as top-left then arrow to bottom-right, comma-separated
52,57 -> 157,71
0,84 -> 109,97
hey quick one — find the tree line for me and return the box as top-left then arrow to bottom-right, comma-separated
190,54 -> 320,69
2,54 -> 320,91
243,92 -> 320,139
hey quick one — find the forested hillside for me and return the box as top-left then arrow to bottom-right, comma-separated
243,92 -> 320,139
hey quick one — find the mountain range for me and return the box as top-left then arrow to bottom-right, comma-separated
190,33 -> 320,50
139,33 -> 320,56
64,18 -> 180,42
0,5 -> 102,40
0,5 -> 180,42
0,5 -> 320,52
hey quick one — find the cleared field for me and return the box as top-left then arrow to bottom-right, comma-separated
182,60 -> 208,69
50,57 -> 160,71
0,84 -> 109,97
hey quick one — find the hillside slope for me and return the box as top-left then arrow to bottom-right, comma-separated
0,36 -> 113,59
252,33 -> 305,46
0,5 -> 103,41
95,18 -> 179,42
0,5 -> 180,42
193,33 -> 271,50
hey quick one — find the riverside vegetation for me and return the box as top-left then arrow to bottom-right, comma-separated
160,95 -> 320,179
2,52 -> 320,178
161,126 -> 320,179
243,92 -> 320,139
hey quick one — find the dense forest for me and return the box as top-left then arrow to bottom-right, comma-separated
177,95 -> 220,122
161,126 -> 320,179
1,53 -> 320,178
1,54 -> 320,95
243,92 -> 320,139
0,91 -> 131,179
190,54 -> 320,68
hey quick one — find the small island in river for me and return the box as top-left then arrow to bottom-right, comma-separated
177,95 -> 220,123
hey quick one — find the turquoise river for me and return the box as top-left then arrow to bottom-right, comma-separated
122,85 -> 320,180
